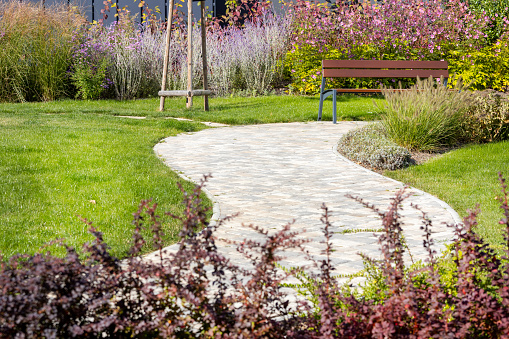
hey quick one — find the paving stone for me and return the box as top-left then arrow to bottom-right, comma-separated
149,121 -> 461,281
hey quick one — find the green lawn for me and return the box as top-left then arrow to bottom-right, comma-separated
385,141 -> 509,249
0,94 -> 383,124
0,112 -> 208,258
5,94 -> 506,258
0,95 -> 380,258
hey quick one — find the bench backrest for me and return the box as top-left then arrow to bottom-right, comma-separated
322,60 -> 449,78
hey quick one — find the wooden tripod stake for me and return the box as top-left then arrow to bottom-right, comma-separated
201,1 -> 209,110
159,0 -> 210,112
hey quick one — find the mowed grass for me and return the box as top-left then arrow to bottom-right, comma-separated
385,141 -> 509,249
0,111 -> 209,258
0,95 -> 379,258
0,94 -> 383,124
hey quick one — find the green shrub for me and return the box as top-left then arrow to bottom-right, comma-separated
376,76 -> 472,151
462,92 -> 509,143
71,58 -> 109,100
337,123 -> 412,170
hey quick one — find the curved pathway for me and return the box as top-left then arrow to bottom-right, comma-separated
152,122 -> 461,276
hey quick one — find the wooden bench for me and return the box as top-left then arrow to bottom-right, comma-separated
318,60 -> 449,123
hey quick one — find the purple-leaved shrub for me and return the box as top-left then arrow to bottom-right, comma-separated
2,173 -> 509,337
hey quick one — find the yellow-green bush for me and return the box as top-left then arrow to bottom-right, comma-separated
284,45 -> 343,94
284,44 -> 419,95
448,34 -> 509,92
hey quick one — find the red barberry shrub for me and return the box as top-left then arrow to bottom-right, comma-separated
294,173 -> 509,338
1,173 -> 509,338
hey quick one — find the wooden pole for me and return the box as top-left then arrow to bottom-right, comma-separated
186,0 -> 193,109
200,0 -> 209,111
159,0 -> 175,111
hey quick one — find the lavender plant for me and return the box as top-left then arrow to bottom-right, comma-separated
70,9 -> 291,100
206,27 -> 244,95
235,13 -> 291,94
188,11 -> 291,96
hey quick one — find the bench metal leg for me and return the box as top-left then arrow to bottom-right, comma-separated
318,77 -> 338,123
332,90 -> 337,124
318,77 -> 326,121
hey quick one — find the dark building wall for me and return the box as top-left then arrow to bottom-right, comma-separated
21,0 -> 373,26
23,0 -> 221,25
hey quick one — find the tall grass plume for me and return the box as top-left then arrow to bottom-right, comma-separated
376,76 -> 472,151
0,1 -> 85,102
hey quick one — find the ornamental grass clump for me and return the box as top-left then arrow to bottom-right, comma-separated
0,1 -> 85,102
462,91 -> 509,143
337,123 -> 412,170
376,76 -> 473,151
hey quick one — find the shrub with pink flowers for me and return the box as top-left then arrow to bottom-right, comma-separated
286,0 -> 491,94
467,0 -> 509,44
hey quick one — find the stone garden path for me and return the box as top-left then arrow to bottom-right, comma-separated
149,121 -> 461,279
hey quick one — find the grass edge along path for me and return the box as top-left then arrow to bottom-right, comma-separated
0,112 -> 211,258
385,140 -> 509,250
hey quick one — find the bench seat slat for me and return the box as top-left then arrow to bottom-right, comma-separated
332,88 -> 383,93
322,60 -> 448,69
323,68 -> 449,78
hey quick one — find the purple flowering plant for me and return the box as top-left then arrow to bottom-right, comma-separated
70,27 -> 112,99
